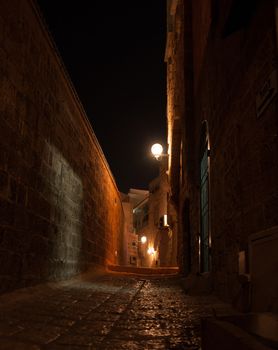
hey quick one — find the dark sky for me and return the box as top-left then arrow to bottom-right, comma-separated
36,1 -> 167,193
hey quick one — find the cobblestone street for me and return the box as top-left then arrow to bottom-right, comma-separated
0,272 -> 234,349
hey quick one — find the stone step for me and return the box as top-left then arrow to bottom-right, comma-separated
107,265 -> 179,275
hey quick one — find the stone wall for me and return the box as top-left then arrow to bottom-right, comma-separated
0,0 -> 124,293
148,166 -> 176,267
167,0 -> 278,306
192,0 -> 278,303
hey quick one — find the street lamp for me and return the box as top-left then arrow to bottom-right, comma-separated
151,143 -> 168,160
147,247 -> 155,255
141,236 -> 147,244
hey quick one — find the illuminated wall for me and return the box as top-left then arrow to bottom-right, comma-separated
166,0 -> 278,309
0,0 -> 124,292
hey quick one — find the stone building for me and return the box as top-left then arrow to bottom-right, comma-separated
133,191 -> 152,267
120,189 -> 148,266
0,0 -> 124,293
148,161 -> 177,267
130,162 -> 177,268
166,0 -> 278,311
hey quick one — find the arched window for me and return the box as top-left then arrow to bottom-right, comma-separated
200,121 -> 211,272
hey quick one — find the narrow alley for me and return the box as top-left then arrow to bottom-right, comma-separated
0,271 -> 233,350
1,0 -> 278,349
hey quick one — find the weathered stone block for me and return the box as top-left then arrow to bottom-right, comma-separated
0,199 -> 14,226
0,249 -> 21,276
0,170 -> 9,198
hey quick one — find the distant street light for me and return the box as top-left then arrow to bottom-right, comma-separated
141,236 -> 147,244
151,143 -> 168,160
147,247 -> 155,255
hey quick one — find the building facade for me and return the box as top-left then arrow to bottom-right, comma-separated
148,161 -> 177,267
122,163 -> 177,268
120,189 -> 149,266
166,0 -> 278,312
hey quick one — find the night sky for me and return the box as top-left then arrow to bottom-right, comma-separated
36,1 -> 167,193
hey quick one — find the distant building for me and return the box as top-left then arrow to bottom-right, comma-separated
166,0 -> 278,312
120,193 -> 138,266
120,189 -> 149,266
148,160 -> 177,267
122,163 -> 177,268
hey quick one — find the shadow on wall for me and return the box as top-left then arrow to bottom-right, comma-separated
46,143 -> 83,279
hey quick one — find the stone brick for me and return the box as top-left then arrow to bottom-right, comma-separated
8,177 -> 18,203
0,199 -> 14,226
14,207 -> 29,231
264,195 -> 278,228
0,249 -> 21,277
0,13 -> 4,44
27,189 -> 51,220
1,228 -> 27,254
0,170 -> 9,198
16,182 -> 27,206
0,145 -> 8,172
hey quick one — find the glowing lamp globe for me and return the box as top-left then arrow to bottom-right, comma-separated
151,143 -> 163,159
141,236 -> 147,244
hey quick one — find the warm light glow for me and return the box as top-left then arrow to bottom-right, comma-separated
151,143 -> 163,159
163,214 -> 169,227
141,236 -> 147,244
147,247 -> 155,255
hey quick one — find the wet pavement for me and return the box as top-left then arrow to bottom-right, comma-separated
0,271 -> 235,349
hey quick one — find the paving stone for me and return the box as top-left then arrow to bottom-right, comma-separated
0,273 -> 235,350
49,318 -> 76,328
102,338 -> 164,350
6,313 -> 54,325
85,310 -> 121,323
0,339 -> 40,350
44,345 -> 91,350
14,323 -> 64,344
72,321 -> 114,336
0,321 -> 24,336
54,334 -> 104,347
